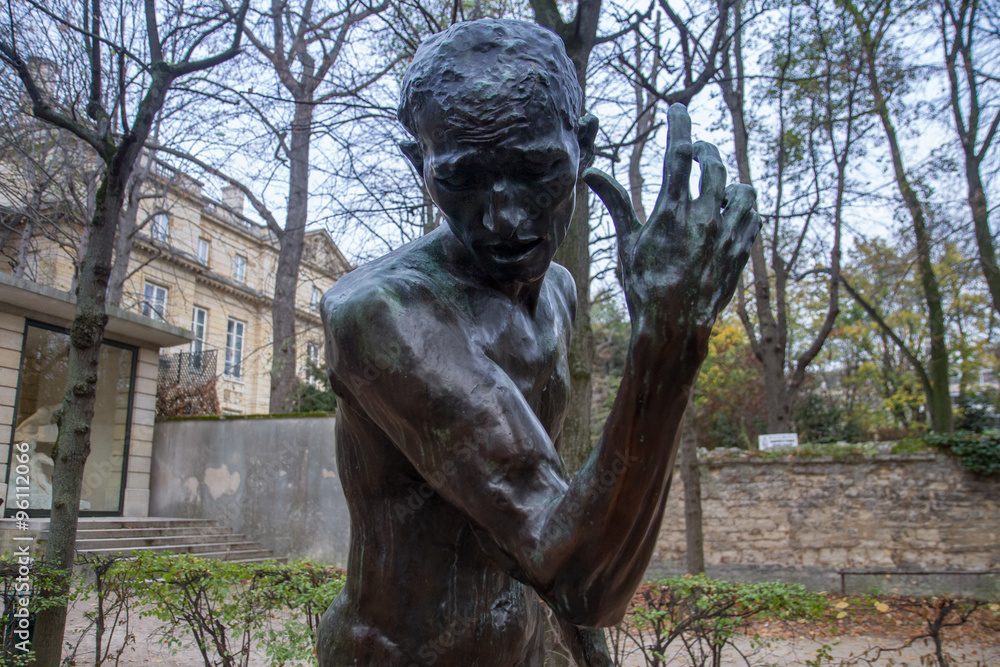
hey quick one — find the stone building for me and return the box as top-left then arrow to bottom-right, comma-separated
0,148 -> 350,518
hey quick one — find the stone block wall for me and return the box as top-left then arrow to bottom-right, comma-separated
0,312 -> 24,490
122,347 -> 159,516
653,453 -> 999,589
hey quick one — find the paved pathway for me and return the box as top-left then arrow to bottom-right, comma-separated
58,598 -> 999,666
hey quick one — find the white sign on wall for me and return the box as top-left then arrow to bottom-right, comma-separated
758,433 -> 799,450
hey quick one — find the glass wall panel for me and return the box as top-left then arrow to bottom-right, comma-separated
6,323 -> 134,514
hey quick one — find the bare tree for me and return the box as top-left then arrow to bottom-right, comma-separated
602,0 -> 736,580
215,0 -> 393,413
939,0 -> 1000,313
0,79 -> 103,284
841,0 -> 953,432
529,0 -> 617,475
0,0 -> 248,662
721,0 -> 858,437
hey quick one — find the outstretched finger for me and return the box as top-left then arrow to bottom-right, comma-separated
722,184 -> 761,247
584,167 -> 640,257
650,104 -> 693,221
693,141 -> 727,216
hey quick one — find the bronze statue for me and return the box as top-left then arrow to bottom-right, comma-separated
317,19 -> 761,666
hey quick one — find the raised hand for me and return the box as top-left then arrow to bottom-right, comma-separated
584,104 -> 761,333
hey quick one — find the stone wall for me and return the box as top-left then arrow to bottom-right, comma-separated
150,419 -> 999,592
653,453 -> 1000,592
150,416 -> 350,564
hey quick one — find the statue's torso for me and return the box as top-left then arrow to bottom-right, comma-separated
317,232 -> 573,666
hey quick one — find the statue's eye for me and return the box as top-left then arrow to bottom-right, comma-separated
434,171 -> 476,190
524,157 -> 568,180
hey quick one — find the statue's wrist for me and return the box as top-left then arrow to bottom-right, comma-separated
628,316 -> 710,380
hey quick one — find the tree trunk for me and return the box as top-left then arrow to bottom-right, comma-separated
968,161 -> 1000,313
32,151 -> 135,667
13,211 -> 35,278
107,150 -> 157,307
846,1 -> 953,432
554,180 -> 594,474
530,0 -> 601,474
106,176 -> 142,306
679,394 -> 704,575
269,101 -> 313,413
940,0 -> 1000,315
719,6 -> 794,438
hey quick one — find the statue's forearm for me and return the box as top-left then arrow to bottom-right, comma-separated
532,321 -> 708,625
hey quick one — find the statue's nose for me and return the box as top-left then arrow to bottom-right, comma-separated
484,180 -> 531,239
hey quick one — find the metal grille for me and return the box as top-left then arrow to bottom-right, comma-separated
157,350 -> 220,416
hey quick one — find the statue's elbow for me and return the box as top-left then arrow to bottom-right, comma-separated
545,584 -> 631,628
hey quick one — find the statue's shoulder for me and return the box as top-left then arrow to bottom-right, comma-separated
320,236 -> 444,351
545,262 -> 577,321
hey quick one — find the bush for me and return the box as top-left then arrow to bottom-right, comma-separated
122,553 -> 343,667
795,391 -> 864,444
924,430 -> 1000,475
955,389 -> 1000,432
607,575 -> 827,666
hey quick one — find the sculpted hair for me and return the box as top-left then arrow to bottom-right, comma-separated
398,19 -> 582,142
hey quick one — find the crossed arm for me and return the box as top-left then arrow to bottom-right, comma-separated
324,104 -> 760,628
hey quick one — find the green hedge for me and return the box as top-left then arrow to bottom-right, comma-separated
924,430 -> 1000,475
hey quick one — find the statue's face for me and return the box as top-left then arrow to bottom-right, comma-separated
410,109 -> 584,284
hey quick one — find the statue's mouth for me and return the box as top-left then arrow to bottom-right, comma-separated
483,237 -> 544,263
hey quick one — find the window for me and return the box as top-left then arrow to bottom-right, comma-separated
191,307 -> 207,368
225,318 -> 245,378
233,254 -> 247,283
311,286 -> 322,309
306,342 -> 322,388
5,323 -> 134,514
151,213 -> 169,242
197,238 -> 210,265
142,281 -> 167,321
307,341 -> 320,365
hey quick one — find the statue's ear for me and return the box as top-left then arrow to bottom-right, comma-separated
399,140 -> 424,175
577,114 -> 599,171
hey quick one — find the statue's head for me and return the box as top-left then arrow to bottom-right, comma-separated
398,19 -> 598,284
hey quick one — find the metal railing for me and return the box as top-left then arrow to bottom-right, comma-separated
157,350 -> 219,416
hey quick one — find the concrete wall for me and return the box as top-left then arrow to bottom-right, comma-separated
653,453 -> 1000,593
150,416 -> 349,564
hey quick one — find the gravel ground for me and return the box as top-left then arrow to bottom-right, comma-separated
56,597 -> 1000,666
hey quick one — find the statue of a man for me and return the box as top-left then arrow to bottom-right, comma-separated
317,19 -> 760,666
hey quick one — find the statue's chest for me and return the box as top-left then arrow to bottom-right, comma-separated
471,300 -> 571,439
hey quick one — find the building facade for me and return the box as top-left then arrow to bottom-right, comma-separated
0,147 -> 349,518
3,159 -> 350,415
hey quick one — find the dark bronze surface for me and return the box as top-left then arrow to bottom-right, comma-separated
316,19 -> 761,666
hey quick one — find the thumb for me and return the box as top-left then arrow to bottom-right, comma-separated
584,167 -> 640,257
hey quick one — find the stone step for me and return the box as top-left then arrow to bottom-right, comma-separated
71,526 -> 236,539
80,541 -> 271,557
75,534 -> 250,550
72,518 -> 222,530
31,517 -> 281,563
